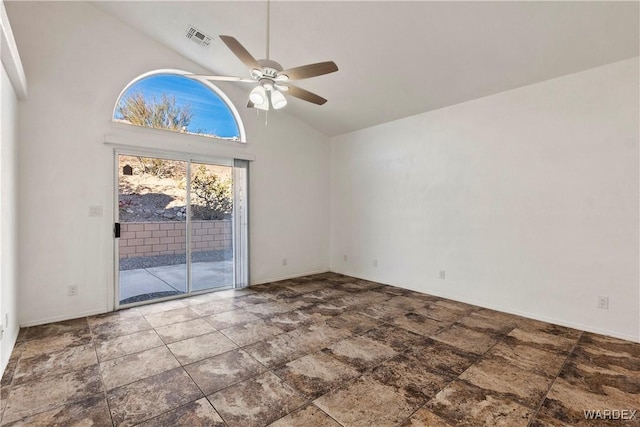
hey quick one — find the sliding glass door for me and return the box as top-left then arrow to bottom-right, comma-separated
115,153 -> 247,307
189,162 -> 234,293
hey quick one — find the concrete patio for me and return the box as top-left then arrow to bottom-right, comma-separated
119,260 -> 233,304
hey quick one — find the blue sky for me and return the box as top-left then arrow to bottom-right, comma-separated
117,74 -> 240,138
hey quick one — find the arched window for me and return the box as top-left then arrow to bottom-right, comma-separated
113,70 -> 245,142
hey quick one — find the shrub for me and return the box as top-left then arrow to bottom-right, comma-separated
191,165 -> 233,220
136,157 -> 171,177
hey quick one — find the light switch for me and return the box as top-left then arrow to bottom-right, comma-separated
89,206 -> 103,217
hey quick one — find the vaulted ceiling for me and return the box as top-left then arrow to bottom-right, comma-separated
94,1 -> 639,136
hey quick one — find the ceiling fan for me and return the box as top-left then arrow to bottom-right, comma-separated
189,1 -> 338,111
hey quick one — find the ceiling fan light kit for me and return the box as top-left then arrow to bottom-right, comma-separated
249,86 -> 266,105
270,90 -> 287,109
188,0 -> 337,114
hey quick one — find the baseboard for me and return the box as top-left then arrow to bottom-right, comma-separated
19,271 -> 329,327
426,289 -> 639,344
251,269 -> 330,286
19,308 -> 109,328
330,269 -> 640,344
18,269 -> 638,344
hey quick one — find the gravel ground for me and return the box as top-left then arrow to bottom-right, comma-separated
120,291 -> 182,305
120,249 -> 232,270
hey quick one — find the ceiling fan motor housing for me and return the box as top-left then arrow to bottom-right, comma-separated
258,78 -> 275,90
258,59 -> 283,73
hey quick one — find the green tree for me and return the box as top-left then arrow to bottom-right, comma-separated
191,165 -> 233,220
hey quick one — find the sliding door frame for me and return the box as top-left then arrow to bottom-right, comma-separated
113,148 -> 247,310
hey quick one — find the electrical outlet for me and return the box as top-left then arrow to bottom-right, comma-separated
373,259 -> 378,267
68,285 -> 78,296
597,296 -> 609,309
282,258 -> 287,266
439,270 -> 446,280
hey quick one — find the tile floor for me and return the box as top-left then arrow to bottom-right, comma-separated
1,272 -> 639,426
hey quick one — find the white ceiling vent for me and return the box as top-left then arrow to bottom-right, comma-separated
185,25 -> 212,48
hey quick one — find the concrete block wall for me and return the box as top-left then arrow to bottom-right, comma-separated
118,220 -> 232,258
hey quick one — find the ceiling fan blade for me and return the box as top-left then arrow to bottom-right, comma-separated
282,84 -> 328,105
279,61 -> 338,80
219,35 -> 261,70
188,74 -> 255,83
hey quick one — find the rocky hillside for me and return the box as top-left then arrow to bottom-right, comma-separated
118,156 -> 231,222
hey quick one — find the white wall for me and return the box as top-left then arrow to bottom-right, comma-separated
5,1 -> 330,326
331,58 -> 640,342
0,0 -> 23,375
1,62 -> 20,373
248,111 -> 330,284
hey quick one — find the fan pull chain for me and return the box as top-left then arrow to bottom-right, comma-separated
255,108 -> 269,126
